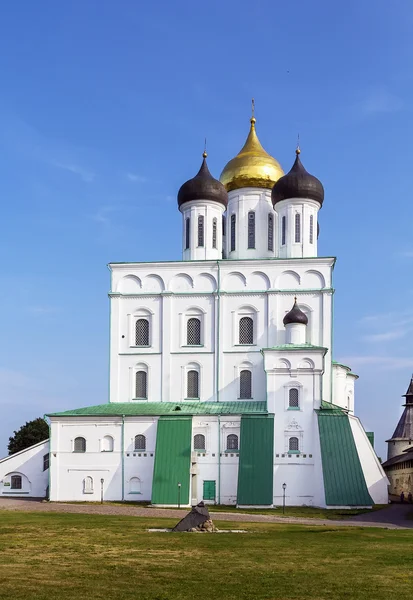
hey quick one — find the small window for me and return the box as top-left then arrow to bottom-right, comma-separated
295,213 -> 301,243
239,316 -> 253,345
222,215 -> 226,237
135,319 -> 149,346
212,218 -> 217,249
281,216 -> 286,245
239,370 -> 252,399
289,388 -> 299,408
187,317 -> 201,345
309,215 -> 314,244
11,475 -> 22,490
43,454 -> 50,471
102,435 -> 114,452
247,211 -> 255,249
134,434 -> 146,451
185,217 -> 190,249
198,215 -> 204,247
227,434 -> 239,451
135,370 -> 148,399
74,437 -> 86,453
129,477 -> 142,494
289,437 -> 299,452
83,476 -> 94,494
230,214 -> 236,252
187,370 -> 199,399
268,213 -> 274,251
194,433 -> 206,451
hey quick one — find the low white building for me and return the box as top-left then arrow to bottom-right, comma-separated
1,112 -> 388,507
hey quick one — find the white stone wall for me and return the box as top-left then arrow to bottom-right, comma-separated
275,198 -> 320,259
0,440 -> 49,498
180,200 -> 225,261
332,363 -> 357,413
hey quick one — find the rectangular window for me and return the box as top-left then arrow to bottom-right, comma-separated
268,214 -> 274,251
309,215 -> 314,244
198,215 -> 204,247
212,218 -> 217,249
185,217 -> 190,249
230,214 -> 236,252
247,211 -> 255,249
11,475 -> 22,490
295,213 -> 301,243
43,454 -> 50,471
281,216 -> 286,245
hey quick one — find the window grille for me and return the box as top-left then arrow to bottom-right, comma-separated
268,213 -> 274,251
185,217 -> 190,249
309,215 -> 314,244
212,218 -> 217,249
43,454 -> 50,471
198,215 -> 204,247
295,213 -> 301,243
289,436 -> 299,452
194,433 -> 206,450
74,437 -> 86,453
239,370 -> 252,399
135,319 -> 149,346
83,476 -> 93,494
11,475 -> 22,490
187,370 -> 199,398
187,317 -> 201,345
230,214 -> 236,252
247,211 -> 255,249
135,370 -> 147,398
134,434 -> 146,451
239,316 -> 253,344
289,388 -> 299,408
227,434 -> 239,451
281,216 -> 286,245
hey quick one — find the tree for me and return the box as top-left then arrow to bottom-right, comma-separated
8,418 -> 49,455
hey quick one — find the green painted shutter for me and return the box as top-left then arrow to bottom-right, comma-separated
317,411 -> 373,506
203,480 -> 216,501
151,416 -> 192,505
237,415 -> 274,505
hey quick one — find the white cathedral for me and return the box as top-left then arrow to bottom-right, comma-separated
0,113 -> 388,507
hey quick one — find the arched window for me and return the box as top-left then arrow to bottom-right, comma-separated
247,211 -> 255,249
135,370 -> 147,399
83,476 -> 94,494
227,434 -> 239,451
295,213 -> 301,243
212,218 -> 217,249
289,388 -> 299,408
194,434 -> 205,450
134,434 -> 146,451
135,319 -> 149,346
187,370 -> 199,399
185,217 -> 190,249
187,317 -> 201,345
239,370 -> 252,399
289,437 -> 299,452
198,215 -> 204,247
74,437 -> 86,453
230,214 -> 236,252
102,435 -> 114,452
129,477 -> 141,494
11,475 -> 22,490
239,316 -> 253,345
309,215 -> 314,244
281,216 -> 286,245
268,213 -> 274,251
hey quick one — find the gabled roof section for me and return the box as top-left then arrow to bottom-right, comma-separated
48,401 -> 267,418
0,439 -> 49,463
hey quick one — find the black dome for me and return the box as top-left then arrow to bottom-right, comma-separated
272,150 -> 324,206
283,298 -> 308,326
178,154 -> 228,208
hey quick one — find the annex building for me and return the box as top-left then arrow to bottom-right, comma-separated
0,112 -> 388,507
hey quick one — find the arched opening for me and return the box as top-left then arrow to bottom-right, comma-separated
134,434 -> 146,451
289,388 -> 299,408
239,316 -> 253,345
227,434 -> 239,451
194,434 -> 206,451
135,318 -> 150,346
187,370 -> 199,399
83,476 -> 94,494
101,435 -> 114,452
74,437 -> 86,453
289,437 -> 299,452
187,318 -> 201,345
135,370 -> 148,399
239,370 -> 252,399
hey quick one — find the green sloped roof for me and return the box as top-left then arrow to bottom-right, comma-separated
317,410 -> 373,506
47,401 -> 267,417
319,400 -> 349,413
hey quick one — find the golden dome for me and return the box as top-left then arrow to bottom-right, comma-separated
220,116 -> 284,192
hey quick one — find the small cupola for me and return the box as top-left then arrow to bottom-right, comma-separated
272,148 -> 324,207
178,152 -> 228,209
283,297 -> 308,344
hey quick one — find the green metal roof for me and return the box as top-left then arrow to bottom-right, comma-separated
319,400 -> 349,413
317,410 -> 373,507
47,401 -> 267,417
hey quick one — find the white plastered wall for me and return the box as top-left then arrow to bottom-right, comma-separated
0,440 -> 49,498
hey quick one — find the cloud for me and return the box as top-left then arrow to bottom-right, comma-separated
359,310 -> 413,343
91,205 -> 119,226
360,88 -> 403,115
339,356 -> 413,370
126,172 -> 146,183
362,330 -> 406,343
52,161 -> 95,183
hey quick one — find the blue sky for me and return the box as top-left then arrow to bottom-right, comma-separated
0,0 -> 412,459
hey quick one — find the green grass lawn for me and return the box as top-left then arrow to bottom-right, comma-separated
208,504 -> 388,519
0,510 -> 411,600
